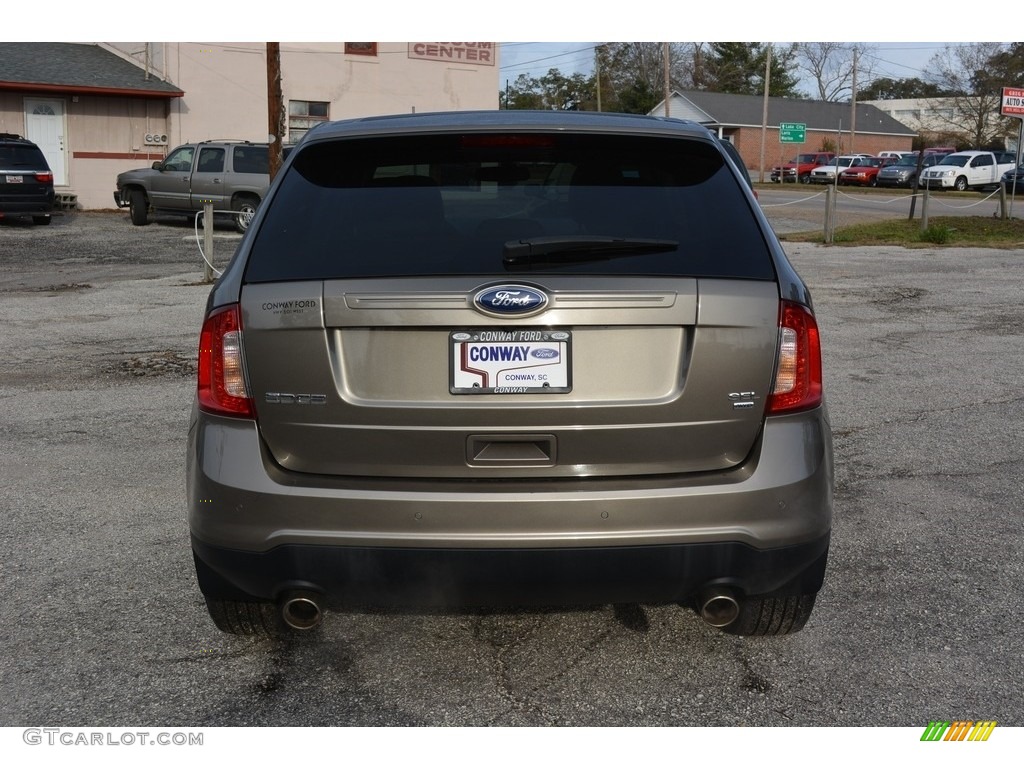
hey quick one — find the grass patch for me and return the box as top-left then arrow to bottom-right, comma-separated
781,216 -> 1024,248
919,224 -> 953,244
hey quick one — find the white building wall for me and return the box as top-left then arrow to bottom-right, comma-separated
862,98 -> 958,134
648,94 -> 714,123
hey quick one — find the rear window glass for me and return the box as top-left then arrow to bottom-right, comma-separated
244,133 -> 773,282
0,146 -> 48,168
232,146 -> 269,174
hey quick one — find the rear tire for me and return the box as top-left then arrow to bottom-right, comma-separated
719,593 -> 817,636
203,596 -> 284,637
129,189 -> 149,225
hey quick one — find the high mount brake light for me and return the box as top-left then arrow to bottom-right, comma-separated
197,304 -> 254,418
766,301 -> 823,415
459,135 -> 556,148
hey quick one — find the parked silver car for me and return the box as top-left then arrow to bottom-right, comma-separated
187,111 -> 834,638
876,152 -> 949,188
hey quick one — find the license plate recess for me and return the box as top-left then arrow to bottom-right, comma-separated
450,329 -> 571,394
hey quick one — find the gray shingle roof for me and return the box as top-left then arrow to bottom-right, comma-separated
0,42 -> 182,96
659,90 -> 915,137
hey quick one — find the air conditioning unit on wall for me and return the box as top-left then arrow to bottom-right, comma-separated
144,133 -> 168,145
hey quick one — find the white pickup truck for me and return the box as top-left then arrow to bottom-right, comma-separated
920,150 -> 1017,191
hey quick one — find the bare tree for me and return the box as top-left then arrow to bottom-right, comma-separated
796,42 -> 877,102
924,42 -> 1008,147
597,42 -> 709,111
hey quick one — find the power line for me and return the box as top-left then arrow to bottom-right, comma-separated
499,44 -> 596,73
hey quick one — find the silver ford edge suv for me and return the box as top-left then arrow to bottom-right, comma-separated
187,111 -> 833,637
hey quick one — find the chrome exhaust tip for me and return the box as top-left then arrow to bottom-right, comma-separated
280,592 -> 323,631
699,589 -> 740,628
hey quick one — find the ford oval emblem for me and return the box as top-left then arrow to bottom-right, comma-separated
473,285 -> 548,316
531,348 -> 559,360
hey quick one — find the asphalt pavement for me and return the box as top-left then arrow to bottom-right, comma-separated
0,211 -> 1021,736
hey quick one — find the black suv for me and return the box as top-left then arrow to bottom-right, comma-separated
0,133 -> 55,225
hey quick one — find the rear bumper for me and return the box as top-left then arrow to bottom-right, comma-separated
0,198 -> 53,214
192,533 -> 830,607
188,407 -> 833,605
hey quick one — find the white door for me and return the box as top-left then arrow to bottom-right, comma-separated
24,99 -> 67,186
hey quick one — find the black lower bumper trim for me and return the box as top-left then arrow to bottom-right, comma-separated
192,534 -> 830,608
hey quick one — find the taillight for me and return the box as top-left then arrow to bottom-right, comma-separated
766,301 -> 822,415
197,304 -> 254,418
34,172 -> 53,184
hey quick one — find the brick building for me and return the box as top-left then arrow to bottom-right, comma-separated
650,91 -> 916,181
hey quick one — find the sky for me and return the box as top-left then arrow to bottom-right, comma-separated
496,42 -> 955,94
35,1 -> 1001,48
28,1 -> 1012,97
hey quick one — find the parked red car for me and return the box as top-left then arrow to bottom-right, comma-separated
838,156 -> 898,187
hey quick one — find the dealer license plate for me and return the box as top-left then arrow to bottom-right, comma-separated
450,329 -> 571,394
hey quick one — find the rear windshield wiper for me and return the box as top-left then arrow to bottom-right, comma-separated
502,236 -> 679,270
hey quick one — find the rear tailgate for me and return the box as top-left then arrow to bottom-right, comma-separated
240,276 -> 779,479
236,125 -> 782,480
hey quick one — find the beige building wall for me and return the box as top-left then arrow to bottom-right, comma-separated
112,42 -> 500,146
2,91 -> 171,210
0,95 -> 30,135
7,43 -> 498,210
69,94 -> 171,209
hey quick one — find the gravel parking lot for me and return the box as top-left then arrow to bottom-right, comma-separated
1,211 -> 1022,739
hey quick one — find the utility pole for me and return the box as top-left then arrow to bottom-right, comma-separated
595,46 -> 602,112
266,42 -> 284,182
909,138 -> 925,220
849,47 -> 858,154
663,42 -> 670,117
759,46 -> 771,183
